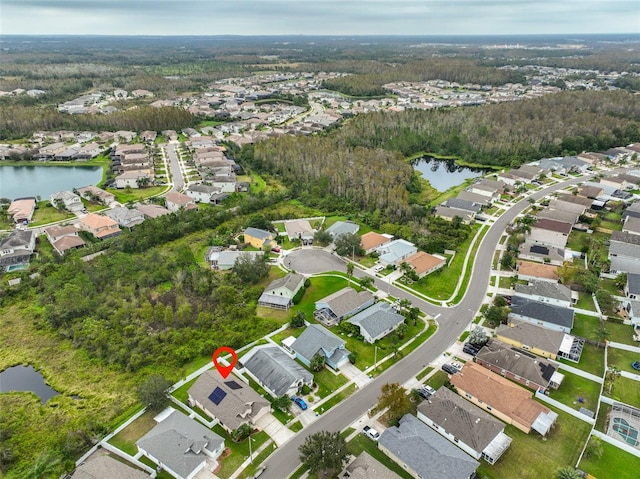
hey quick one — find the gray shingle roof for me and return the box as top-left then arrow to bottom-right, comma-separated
244,227 -> 273,241
291,324 -> 345,362
610,231 -> 640,259
325,221 -> 360,238
137,409 -> 224,479
242,346 -> 313,397
71,454 -> 149,479
514,280 -> 572,303
315,287 -> 374,320
378,414 -> 479,479
443,197 -> 482,213
187,371 -> 269,431
0,230 -> 34,249
347,302 -> 405,341
628,273 -> 640,296
510,296 -> 574,329
265,273 -> 305,294
417,387 -> 505,454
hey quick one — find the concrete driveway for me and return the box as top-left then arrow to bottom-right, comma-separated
255,413 -> 295,447
283,249 -> 346,275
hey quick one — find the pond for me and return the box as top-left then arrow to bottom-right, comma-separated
0,164 -> 102,200
0,365 -> 60,404
411,156 -> 488,192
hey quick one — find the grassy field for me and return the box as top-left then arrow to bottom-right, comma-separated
604,320 -> 636,346
603,376 -> 640,408
215,429 -> 270,479
316,384 -> 357,414
579,438 -> 640,479
547,370 -> 602,412
423,370 -> 449,391
558,343 -> 605,377
595,402 -> 612,433
0,303 -> 140,474
30,202 -> 75,225
575,292 -> 596,311
416,366 -> 434,381
571,313 -> 601,341
108,411 -> 157,455
290,275 -> 351,320
607,346 -> 640,374
312,368 -> 348,399
477,406 -> 591,479
108,185 -> 168,204
236,441 -> 278,479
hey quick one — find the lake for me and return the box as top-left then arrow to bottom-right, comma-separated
0,365 -> 60,404
0,165 -> 103,200
411,157 -> 488,192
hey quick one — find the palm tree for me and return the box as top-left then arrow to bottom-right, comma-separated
346,262 -> 354,288
555,466 -> 581,479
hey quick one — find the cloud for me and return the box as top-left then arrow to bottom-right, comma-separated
2,0 -> 639,35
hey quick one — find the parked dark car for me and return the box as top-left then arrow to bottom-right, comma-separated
463,343 -> 482,356
441,363 -> 459,375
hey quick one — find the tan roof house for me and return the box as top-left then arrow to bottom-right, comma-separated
77,213 -> 121,239
360,231 -> 391,254
77,185 -> 115,206
7,198 -> 36,223
44,225 -> 85,255
450,362 -> 557,435
165,191 -> 197,212
70,453 -> 149,479
516,261 -> 559,283
404,251 -> 446,278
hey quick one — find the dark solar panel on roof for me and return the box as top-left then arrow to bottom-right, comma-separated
530,245 -> 550,255
209,386 -> 227,405
225,380 -> 242,390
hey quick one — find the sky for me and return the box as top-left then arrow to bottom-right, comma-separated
1,0 -> 639,36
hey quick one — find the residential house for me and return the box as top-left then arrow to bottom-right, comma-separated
518,243 -> 565,266
241,345 -> 314,398
404,251 -> 446,278
496,321 -> 584,363
185,184 -> 223,204
290,324 -> 350,370
465,183 -> 501,201
626,273 -> 640,300
187,371 -> 270,434
514,280 -> 573,308
360,231 -> 391,254
535,208 -> 580,226
114,170 -> 152,189
477,178 -> 507,194
313,287 -> 375,325
601,175 -> 639,191
609,231 -> 640,275
516,261 -> 560,283
207,248 -> 263,271
347,302 -> 405,344
450,362 -> 558,435
243,227 -> 276,250
443,198 -> 482,215
55,146 -> 80,161
37,142 -> 66,159
625,300 -> 640,327
550,195 -> 590,215
134,203 -> 171,219
140,130 -> 157,143
340,452 -> 402,479
284,219 -> 314,242
113,130 -> 137,142
165,191 -> 197,212
77,213 -> 122,240
77,185 -> 115,206
475,339 -> 563,392
417,387 -> 512,465
44,225 -> 85,255
7,198 -> 36,223
622,202 -> 640,221
325,220 -> 360,239
622,216 -> 640,236
69,454 -> 149,479
136,407 -> 225,479
258,273 -> 305,310
526,218 -> 572,250
579,185 -> 605,199
378,414 -> 479,479
104,206 -> 145,229
457,189 -> 492,206
0,230 -> 36,271
112,143 -> 146,160
50,190 -> 83,212
509,296 -> 574,333
376,239 -> 418,266
75,142 -> 103,160
434,205 -> 475,224
578,151 -> 607,165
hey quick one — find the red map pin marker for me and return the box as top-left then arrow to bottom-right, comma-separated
212,346 -> 237,379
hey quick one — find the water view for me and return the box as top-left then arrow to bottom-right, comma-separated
0,365 -> 60,404
0,165 -> 102,200
411,157 -> 488,192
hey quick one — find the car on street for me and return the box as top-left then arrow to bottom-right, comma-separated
363,425 -> 380,441
441,363 -> 459,375
291,395 -> 308,410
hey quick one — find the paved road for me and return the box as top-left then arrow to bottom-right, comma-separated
260,174 -> 591,479
165,142 -> 184,191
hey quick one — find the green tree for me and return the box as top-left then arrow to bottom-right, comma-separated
377,382 -> 411,426
395,322 -> 408,340
314,230 -> 333,247
595,289 -> 616,315
272,395 -> 291,412
468,326 -> 489,346
233,252 -> 270,284
137,374 -> 172,411
614,272 -> 628,290
310,352 -> 326,372
246,214 -> 274,232
594,323 -> 610,348
484,305 -> 508,326
555,466 -> 581,479
407,307 -> 420,326
334,233 -> 362,257
359,276 -> 374,289
290,310 -> 307,328
136,176 -> 150,188
346,262 -> 355,287
298,431 -> 350,477
231,423 -> 253,442
584,436 -> 603,459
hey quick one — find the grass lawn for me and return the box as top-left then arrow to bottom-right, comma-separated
595,402 -> 611,433
498,276 -> 513,289
313,367 -> 348,399
579,438 -> 640,479
316,384 -> 357,414
290,275 -> 351,320
171,377 -> 198,403
416,366 -> 434,381
576,292 -> 596,311
289,420 -> 303,432
605,320 -> 636,346
603,376 -> 640,408
215,429 -> 270,479
571,313 -> 601,341
424,371 -> 449,391
30,203 -> 75,225
237,442 -> 278,479
607,346 -> 640,374
270,327 -> 304,346
347,434 -> 413,479
477,405 -> 591,479
108,185 -> 167,204
547,370 -> 601,412
559,343 -> 605,377
108,411 -> 157,456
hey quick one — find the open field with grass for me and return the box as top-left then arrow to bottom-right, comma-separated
108,410 -> 157,455
312,368 -> 348,399
579,438 -> 640,479
604,320 -> 637,346
603,376 -> 640,408
576,292 -> 596,311
30,202 -> 75,225
548,370 -> 601,412
108,185 -> 168,204
559,343 -> 605,377
477,406 -> 591,479
607,346 -> 640,374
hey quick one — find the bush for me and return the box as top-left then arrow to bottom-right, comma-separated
304,278 -> 311,288
231,424 -> 253,442
301,384 -> 312,395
